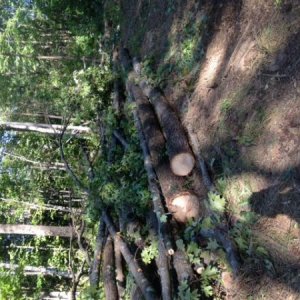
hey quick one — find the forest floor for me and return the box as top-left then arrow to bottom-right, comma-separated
120,0 -> 300,299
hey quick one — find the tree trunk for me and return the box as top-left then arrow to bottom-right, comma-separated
4,152 -> 66,171
114,237 -> 126,299
132,59 -> 195,176
0,121 -> 91,135
0,263 -> 72,278
129,83 -> 201,223
0,224 -> 74,237
147,213 -> 172,300
103,236 -> 118,300
0,197 -> 79,213
89,220 -> 107,288
173,248 -> 194,282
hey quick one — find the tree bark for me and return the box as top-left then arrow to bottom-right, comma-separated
128,83 -> 201,223
147,213 -> 172,300
103,236 -> 118,300
172,247 -> 194,282
0,224 -> 74,237
0,121 -> 91,136
89,220 -> 107,288
114,237 -> 126,299
132,59 -> 195,176
102,211 -> 158,300
126,85 -> 174,247
0,263 -> 72,278
4,152 -> 66,171
0,197 -> 79,213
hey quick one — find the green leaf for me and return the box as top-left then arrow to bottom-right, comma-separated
206,238 -> 219,251
208,192 -> 226,213
176,239 -> 185,252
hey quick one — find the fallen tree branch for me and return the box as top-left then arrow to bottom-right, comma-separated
113,129 -> 129,150
58,121 -> 90,195
147,213 -> 172,300
89,219 -> 107,288
103,236 -> 118,300
114,235 -> 126,298
126,82 -> 174,252
102,210 -> 158,300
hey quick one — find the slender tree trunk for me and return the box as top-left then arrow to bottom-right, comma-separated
103,236 -> 118,300
4,152 -> 66,171
129,83 -> 200,223
114,236 -> 126,299
6,245 -> 69,251
0,197 -> 79,213
0,263 -> 72,278
0,121 -> 91,135
0,52 -> 100,63
89,220 -> 107,288
0,224 -> 74,237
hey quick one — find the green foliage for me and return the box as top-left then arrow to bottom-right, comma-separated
0,268 -> 25,300
274,0 -> 283,7
207,192 -> 226,214
141,241 -> 159,265
79,282 -> 105,300
200,265 -> 219,297
177,280 -> 200,300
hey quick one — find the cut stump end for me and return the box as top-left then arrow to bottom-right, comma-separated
171,153 -> 195,176
170,193 -> 200,223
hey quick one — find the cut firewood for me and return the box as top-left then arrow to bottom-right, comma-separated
103,236 -> 118,300
102,211 -> 158,300
147,212 -> 172,300
89,220 -> 107,288
114,236 -> 126,298
132,58 -> 195,176
128,83 -> 201,223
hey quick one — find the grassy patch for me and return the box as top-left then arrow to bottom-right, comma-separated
256,23 -> 289,55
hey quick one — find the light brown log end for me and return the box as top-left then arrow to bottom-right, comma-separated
171,153 -> 195,176
170,193 -> 200,223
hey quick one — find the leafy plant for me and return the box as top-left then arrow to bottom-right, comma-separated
141,241 -> 158,265
177,280 -> 200,300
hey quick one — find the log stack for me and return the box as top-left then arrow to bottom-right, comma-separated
128,82 -> 201,223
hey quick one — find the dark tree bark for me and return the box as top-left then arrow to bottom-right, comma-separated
129,83 -> 200,223
89,220 -> 107,288
103,236 -> 118,300
147,213 -> 172,300
172,248 -> 194,282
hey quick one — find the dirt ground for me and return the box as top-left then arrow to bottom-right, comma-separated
120,0 -> 300,299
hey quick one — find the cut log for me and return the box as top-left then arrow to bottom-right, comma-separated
129,83 -> 200,223
103,236 -> 118,300
147,213 -> 172,300
149,88 -> 195,176
131,58 -> 195,176
114,235 -> 126,298
89,220 -> 107,288
102,211 -> 158,300
126,89 -> 174,250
